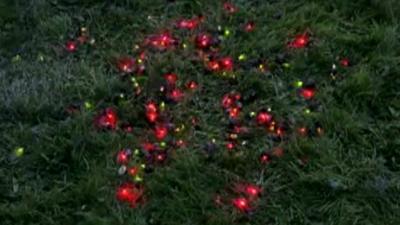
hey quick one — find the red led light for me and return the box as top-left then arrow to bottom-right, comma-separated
116,182 -> 143,207
259,152 -> 271,164
226,141 -> 235,150
229,106 -> 240,118
164,73 -> 178,85
300,87 -> 315,100
207,60 -> 221,71
256,111 -> 272,125
145,101 -> 158,123
94,107 -> 118,130
220,57 -> 234,71
223,2 -> 238,14
117,57 -> 136,73
244,21 -> 255,32
168,88 -> 184,102
245,185 -> 261,197
117,150 -> 129,164
186,80 -> 198,90
340,58 -> 350,67
195,34 -> 212,49
221,94 -> 234,108
289,34 -> 309,48
298,127 -> 308,136
154,125 -> 168,140
146,102 -> 158,112
176,18 -> 199,30
146,111 -> 158,123
128,166 -> 139,176
155,153 -> 166,162
232,197 -> 249,212
146,32 -> 177,50
142,142 -> 156,152
65,40 -> 78,52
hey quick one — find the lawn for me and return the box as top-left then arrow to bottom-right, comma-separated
1,0 -> 400,225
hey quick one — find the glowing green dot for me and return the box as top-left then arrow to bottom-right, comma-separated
84,101 -> 92,109
137,59 -> 143,64
250,112 -> 256,117
14,147 -> 24,157
131,77 -> 137,82
224,29 -> 231,37
304,108 -> 311,114
160,142 -> 166,148
140,164 -> 146,169
238,54 -> 247,61
134,175 -> 143,182
160,102 -> 166,111
282,63 -> 291,68
119,93 -> 125,98
134,149 -> 140,155
133,82 -> 139,88
182,43 -> 188,49
295,81 -> 303,88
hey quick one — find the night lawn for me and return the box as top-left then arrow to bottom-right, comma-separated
1,0 -> 399,225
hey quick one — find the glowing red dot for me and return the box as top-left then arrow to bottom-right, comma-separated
195,34 -> 212,49
117,150 -> 129,164
300,87 -> 315,100
289,34 -> 309,48
226,142 -> 235,150
244,21 -> 255,32
260,152 -> 271,164
94,107 -> 118,130
117,57 -> 136,73
116,182 -> 142,207
207,60 -> 221,71
146,111 -> 158,123
220,57 -> 234,71
154,125 -> 168,140
232,197 -> 249,211
128,166 -> 139,176
229,107 -> 240,118
186,80 -> 198,90
298,127 -> 307,136
221,94 -> 234,108
65,40 -> 77,52
223,2 -> 238,14
245,185 -> 261,197
256,111 -> 272,125
340,58 -> 350,67
168,88 -> 184,102
155,153 -> 166,162
164,73 -> 178,85
146,102 -> 158,112
177,18 -> 199,30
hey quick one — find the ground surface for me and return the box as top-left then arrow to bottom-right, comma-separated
1,0 -> 400,225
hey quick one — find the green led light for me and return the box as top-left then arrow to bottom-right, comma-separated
282,63 -> 291,68
14,147 -> 24,157
238,54 -> 247,61
295,81 -> 303,87
84,101 -> 92,109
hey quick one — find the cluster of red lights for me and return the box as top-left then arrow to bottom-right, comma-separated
62,0 -> 351,213
145,32 -> 178,50
176,16 -> 203,30
94,107 -> 118,130
216,183 -> 262,213
207,56 -> 234,72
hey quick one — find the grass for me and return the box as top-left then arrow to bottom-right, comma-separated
1,0 -> 400,224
